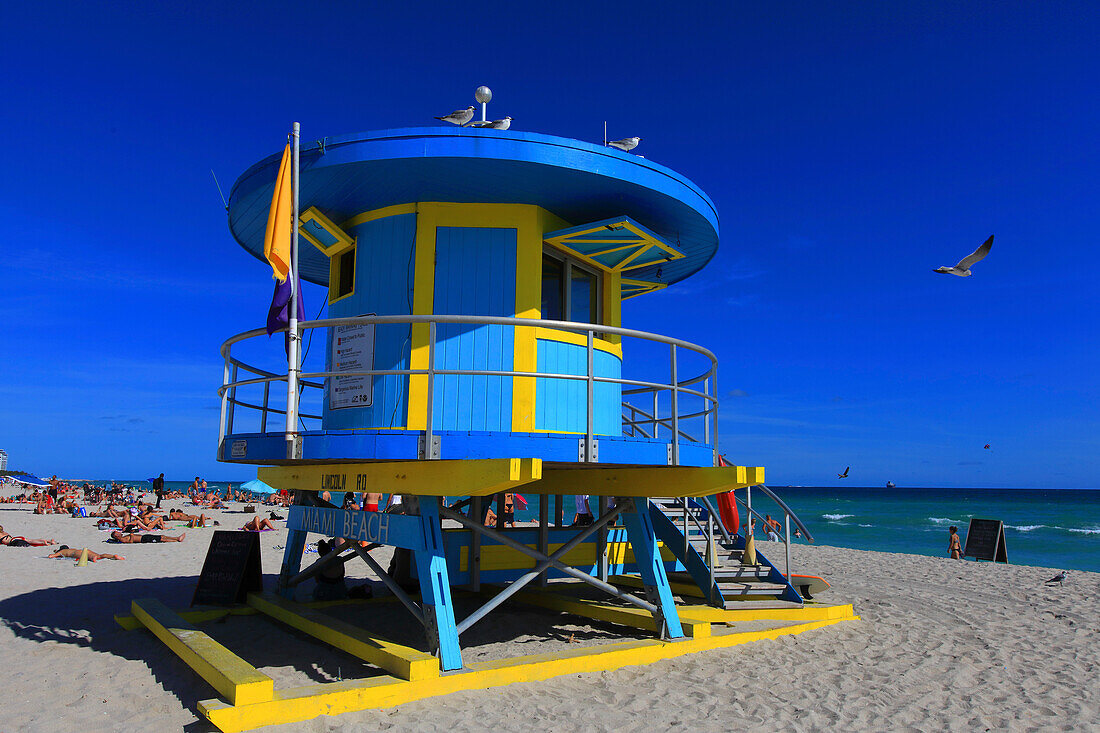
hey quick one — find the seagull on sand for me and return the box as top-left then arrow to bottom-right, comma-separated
934,235 -> 994,277
608,136 -> 641,152
1045,570 -> 1067,586
470,116 -> 512,130
838,467 -> 850,479
434,106 -> 475,126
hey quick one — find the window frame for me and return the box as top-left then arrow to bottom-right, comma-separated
329,244 -> 357,304
542,245 -> 603,325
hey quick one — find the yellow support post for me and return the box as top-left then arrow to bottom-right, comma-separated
246,593 -> 439,681
131,598 -> 274,706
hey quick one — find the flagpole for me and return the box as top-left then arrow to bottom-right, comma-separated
285,122 -> 301,459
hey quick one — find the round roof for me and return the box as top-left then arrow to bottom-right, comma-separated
227,126 -> 719,286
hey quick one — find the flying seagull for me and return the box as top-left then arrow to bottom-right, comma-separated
838,467 -> 850,479
434,106 -> 475,126
934,235 -> 994,277
608,136 -> 641,152
984,444 -> 991,450
470,116 -> 512,130
1045,570 -> 1067,586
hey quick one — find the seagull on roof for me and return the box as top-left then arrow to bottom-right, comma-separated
434,106 -> 475,126
1045,570 -> 1067,586
934,235 -> 994,277
608,137 -> 641,152
470,116 -> 512,130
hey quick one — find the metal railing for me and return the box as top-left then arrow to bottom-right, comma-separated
217,314 -> 719,463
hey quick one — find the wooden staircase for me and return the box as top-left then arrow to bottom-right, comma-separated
651,498 -> 804,609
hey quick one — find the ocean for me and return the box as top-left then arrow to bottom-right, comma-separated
71,481 -> 1100,572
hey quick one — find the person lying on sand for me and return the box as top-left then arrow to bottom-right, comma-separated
48,545 -> 125,561
241,516 -> 277,531
0,525 -> 56,547
109,531 -> 186,543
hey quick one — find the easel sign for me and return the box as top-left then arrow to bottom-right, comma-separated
963,518 -> 1008,563
192,531 -> 264,606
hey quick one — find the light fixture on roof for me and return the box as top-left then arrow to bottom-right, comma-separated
474,86 -> 492,123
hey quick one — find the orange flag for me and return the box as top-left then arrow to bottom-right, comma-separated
262,144 -> 292,281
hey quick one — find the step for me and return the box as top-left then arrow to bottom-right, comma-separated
716,581 -> 789,596
722,599 -> 804,610
712,567 -> 773,581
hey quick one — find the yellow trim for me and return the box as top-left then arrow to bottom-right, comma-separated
525,465 -> 765,498
246,593 -> 439,681
342,203 -> 418,230
621,277 -> 667,300
533,327 -> 623,359
299,207 -> 356,257
132,598 -> 274,706
197,611 -> 857,731
457,541 -> 675,572
258,458 -> 543,497
488,585 -> 712,638
544,220 -> 686,275
328,245 -> 357,305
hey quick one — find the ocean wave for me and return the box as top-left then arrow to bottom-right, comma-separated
823,513 -> 854,520
1006,525 -> 1045,532
858,523 -> 873,528
1067,527 -> 1100,535
928,517 -> 962,525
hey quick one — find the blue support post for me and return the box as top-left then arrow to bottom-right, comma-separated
412,498 -> 463,670
621,498 -> 684,639
278,529 -> 308,600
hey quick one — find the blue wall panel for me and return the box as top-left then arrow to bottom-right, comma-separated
534,340 -> 622,435
323,213 -> 417,430
432,227 -> 516,432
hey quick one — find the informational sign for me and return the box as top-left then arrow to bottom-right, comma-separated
230,440 -> 247,458
191,531 -> 263,606
963,518 -> 1008,563
329,319 -> 375,410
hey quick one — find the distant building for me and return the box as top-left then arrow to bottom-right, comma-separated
0,449 -> 7,471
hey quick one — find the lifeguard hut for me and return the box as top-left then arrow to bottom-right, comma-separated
122,91 -> 855,732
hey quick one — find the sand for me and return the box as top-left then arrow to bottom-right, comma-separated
1,502 -> 1098,732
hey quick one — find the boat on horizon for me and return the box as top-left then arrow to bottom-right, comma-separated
886,481 -> 896,489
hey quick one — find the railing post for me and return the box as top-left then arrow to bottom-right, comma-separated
597,495 -> 608,582
226,363 -> 238,437
784,513 -> 791,580
652,390 -> 659,439
424,321 -> 437,459
586,328 -> 594,463
670,344 -> 679,466
261,381 -> 270,434
703,377 -> 710,445
218,353 -> 231,459
682,500 -> 689,557
707,513 -> 715,605
746,485 -> 753,538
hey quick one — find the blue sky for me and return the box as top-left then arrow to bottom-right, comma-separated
1,2 -> 1096,487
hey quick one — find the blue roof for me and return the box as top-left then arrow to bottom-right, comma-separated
227,126 -> 719,287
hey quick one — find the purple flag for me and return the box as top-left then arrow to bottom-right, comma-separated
266,274 -> 305,355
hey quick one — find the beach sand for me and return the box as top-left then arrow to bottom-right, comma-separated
1,504 -> 1097,731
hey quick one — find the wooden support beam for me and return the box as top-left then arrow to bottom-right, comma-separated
131,598 -> 274,705
246,593 -> 439,681
490,586 -> 710,639
259,458 -> 542,497
527,465 -> 765,498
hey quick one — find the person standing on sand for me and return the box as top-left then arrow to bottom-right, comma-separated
948,526 -> 963,560
153,473 -> 165,508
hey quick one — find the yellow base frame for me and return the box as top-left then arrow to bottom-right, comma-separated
125,589 -> 857,732
197,609 -> 857,732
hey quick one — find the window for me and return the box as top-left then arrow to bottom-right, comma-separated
541,249 -> 601,324
331,246 -> 356,301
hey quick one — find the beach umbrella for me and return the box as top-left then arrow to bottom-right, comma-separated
10,474 -> 49,488
240,479 -> 277,495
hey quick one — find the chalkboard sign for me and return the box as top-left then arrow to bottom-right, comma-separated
963,518 -> 1008,563
191,531 -> 263,606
